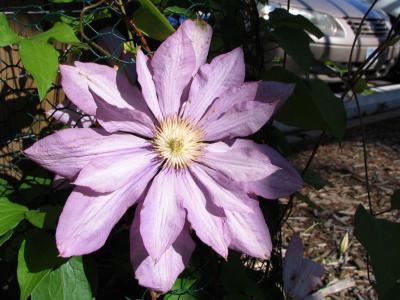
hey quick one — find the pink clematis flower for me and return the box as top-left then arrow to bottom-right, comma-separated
24,19 -> 302,292
283,233 -> 325,300
47,100 -> 95,128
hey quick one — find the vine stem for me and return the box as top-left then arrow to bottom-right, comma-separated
113,0 -> 153,55
79,0 -> 111,57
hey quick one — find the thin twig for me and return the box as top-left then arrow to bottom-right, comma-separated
79,0 -> 112,57
279,131 -> 325,227
346,0 -> 379,80
124,16 -> 153,55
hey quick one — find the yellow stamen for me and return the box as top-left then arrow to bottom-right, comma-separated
153,115 -> 204,169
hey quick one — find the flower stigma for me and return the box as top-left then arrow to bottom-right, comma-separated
153,115 -> 204,169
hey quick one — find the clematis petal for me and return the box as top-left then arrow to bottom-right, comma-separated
255,81 -> 295,108
199,82 -> 259,124
59,64 -> 97,115
56,164 -> 157,257
74,61 -> 151,115
74,149 -> 158,193
198,141 -> 280,182
283,233 -> 305,292
225,198 -> 272,259
304,295 -> 324,300
94,95 -> 156,137
190,164 -> 254,213
180,19 -> 212,75
232,139 -> 303,198
202,100 -> 276,141
24,128 -> 149,179
283,232 -> 325,298
200,81 -> 295,140
292,259 -> 324,298
131,207 -> 195,293
183,47 -> 245,122
178,170 -> 229,258
46,102 -> 95,128
140,169 -> 186,260
136,49 -> 163,120
151,24 -> 196,116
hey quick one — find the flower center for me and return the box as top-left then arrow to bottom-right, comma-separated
153,116 -> 204,169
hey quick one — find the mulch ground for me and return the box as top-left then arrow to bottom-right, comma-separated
283,117 -> 400,299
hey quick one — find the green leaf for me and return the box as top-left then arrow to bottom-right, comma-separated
354,78 -> 368,94
49,0 -> 76,3
25,206 -> 62,229
31,256 -> 92,300
263,125 -> 292,156
0,13 -> 21,47
164,6 -> 196,19
19,39 -> 59,100
0,197 -> 28,236
221,253 -> 265,299
165,277 -> 198,299
268,8 -> 324,38
303,169 -> 330,190
354,205 -> 400,299
0,230 -> 14,247
262,67 -> 347,140
30,22 -> 79,44
390,190 -> 400,210
0,177 -> 15,196
325,60 -> 348,77
270,26 -> 315,72
132,0 -> 175,41
18,239 -> 51,300
17,230 -> 64,300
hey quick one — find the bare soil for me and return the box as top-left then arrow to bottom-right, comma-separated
283,117 -> 400,299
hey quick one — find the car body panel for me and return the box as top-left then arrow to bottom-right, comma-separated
261,0 -> 400,79
270,0 -> 387,18
365,0 -> 400,17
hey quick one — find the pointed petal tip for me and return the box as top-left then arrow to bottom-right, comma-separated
57,245 -> 72,258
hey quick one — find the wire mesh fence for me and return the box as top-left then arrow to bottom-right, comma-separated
1,1 -> 281,298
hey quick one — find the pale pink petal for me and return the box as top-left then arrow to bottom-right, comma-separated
178,170 -> 229,258
283,233 -> 304,292
151,25 -> 196,116
74,149 -> 158,193
74,62 -> 151,115
56,164 -> 157,257
304,294 -> 324,300
136,49 -> 163,120
180,19 -> 212,75
232,139 -> 303,198
140,169 -> 186,260
201,100 -> 276,141
23,128 -> 148,179
94,95 -> 156,137
53,175 -> 72,190
225,198 -> 272,259
255,81 -> 295,108
190,164 -> 254,213
199,82 -> 259,124
131,207 -> 194,293
291,259 -> 324,298
183,47 -> 245,122
47,102 -> 95,128
60,64 -> 97,115
198,141 -> 280,182
199,81 -> 295,141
